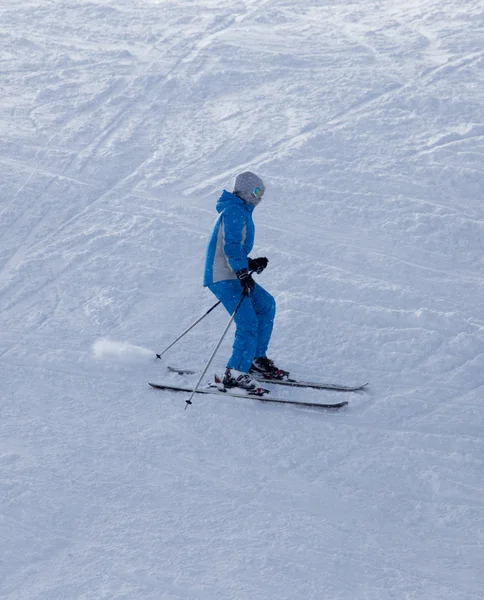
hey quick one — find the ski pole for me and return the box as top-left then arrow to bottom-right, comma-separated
185,292 -> 247,409
155,301 -> 221,360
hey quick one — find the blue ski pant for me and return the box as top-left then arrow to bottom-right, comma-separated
208,280 -> 276,373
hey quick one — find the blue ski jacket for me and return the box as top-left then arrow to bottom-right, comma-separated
203,190 -> 255,287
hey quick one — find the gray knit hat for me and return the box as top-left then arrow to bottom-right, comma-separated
233,171 -> 265,206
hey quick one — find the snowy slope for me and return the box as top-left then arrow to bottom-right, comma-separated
1,1 -> 483,598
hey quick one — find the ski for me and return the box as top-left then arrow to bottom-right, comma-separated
167,365 -> 367,393
149,382 -> 349,410
254,376 -> 367,392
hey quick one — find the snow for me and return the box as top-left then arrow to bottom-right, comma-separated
1,0 -> 483,598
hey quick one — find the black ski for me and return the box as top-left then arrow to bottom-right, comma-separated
149,382 -> 348,410
166,365 -> 367,393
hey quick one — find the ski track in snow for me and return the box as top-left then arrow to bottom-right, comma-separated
1,1 -> 483,599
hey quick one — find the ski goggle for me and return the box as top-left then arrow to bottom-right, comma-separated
252,187 -> 264,200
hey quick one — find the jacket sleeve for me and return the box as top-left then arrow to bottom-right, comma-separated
222,206 -> 249,273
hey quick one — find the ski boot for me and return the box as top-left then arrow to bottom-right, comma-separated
250,356 -> 290,380
223,368 -> 260,392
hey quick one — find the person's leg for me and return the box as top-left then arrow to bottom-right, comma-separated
208,281 -> 258,372
250,284 -> 276,358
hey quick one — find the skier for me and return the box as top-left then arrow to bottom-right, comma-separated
203,171 -> 288,391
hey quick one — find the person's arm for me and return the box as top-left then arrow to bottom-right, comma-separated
222,207 -> 249,273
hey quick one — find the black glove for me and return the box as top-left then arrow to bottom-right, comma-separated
236,268 -> 255,296
248,256 -> 268,274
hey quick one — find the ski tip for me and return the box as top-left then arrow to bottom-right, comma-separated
333,401 -> 349,409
